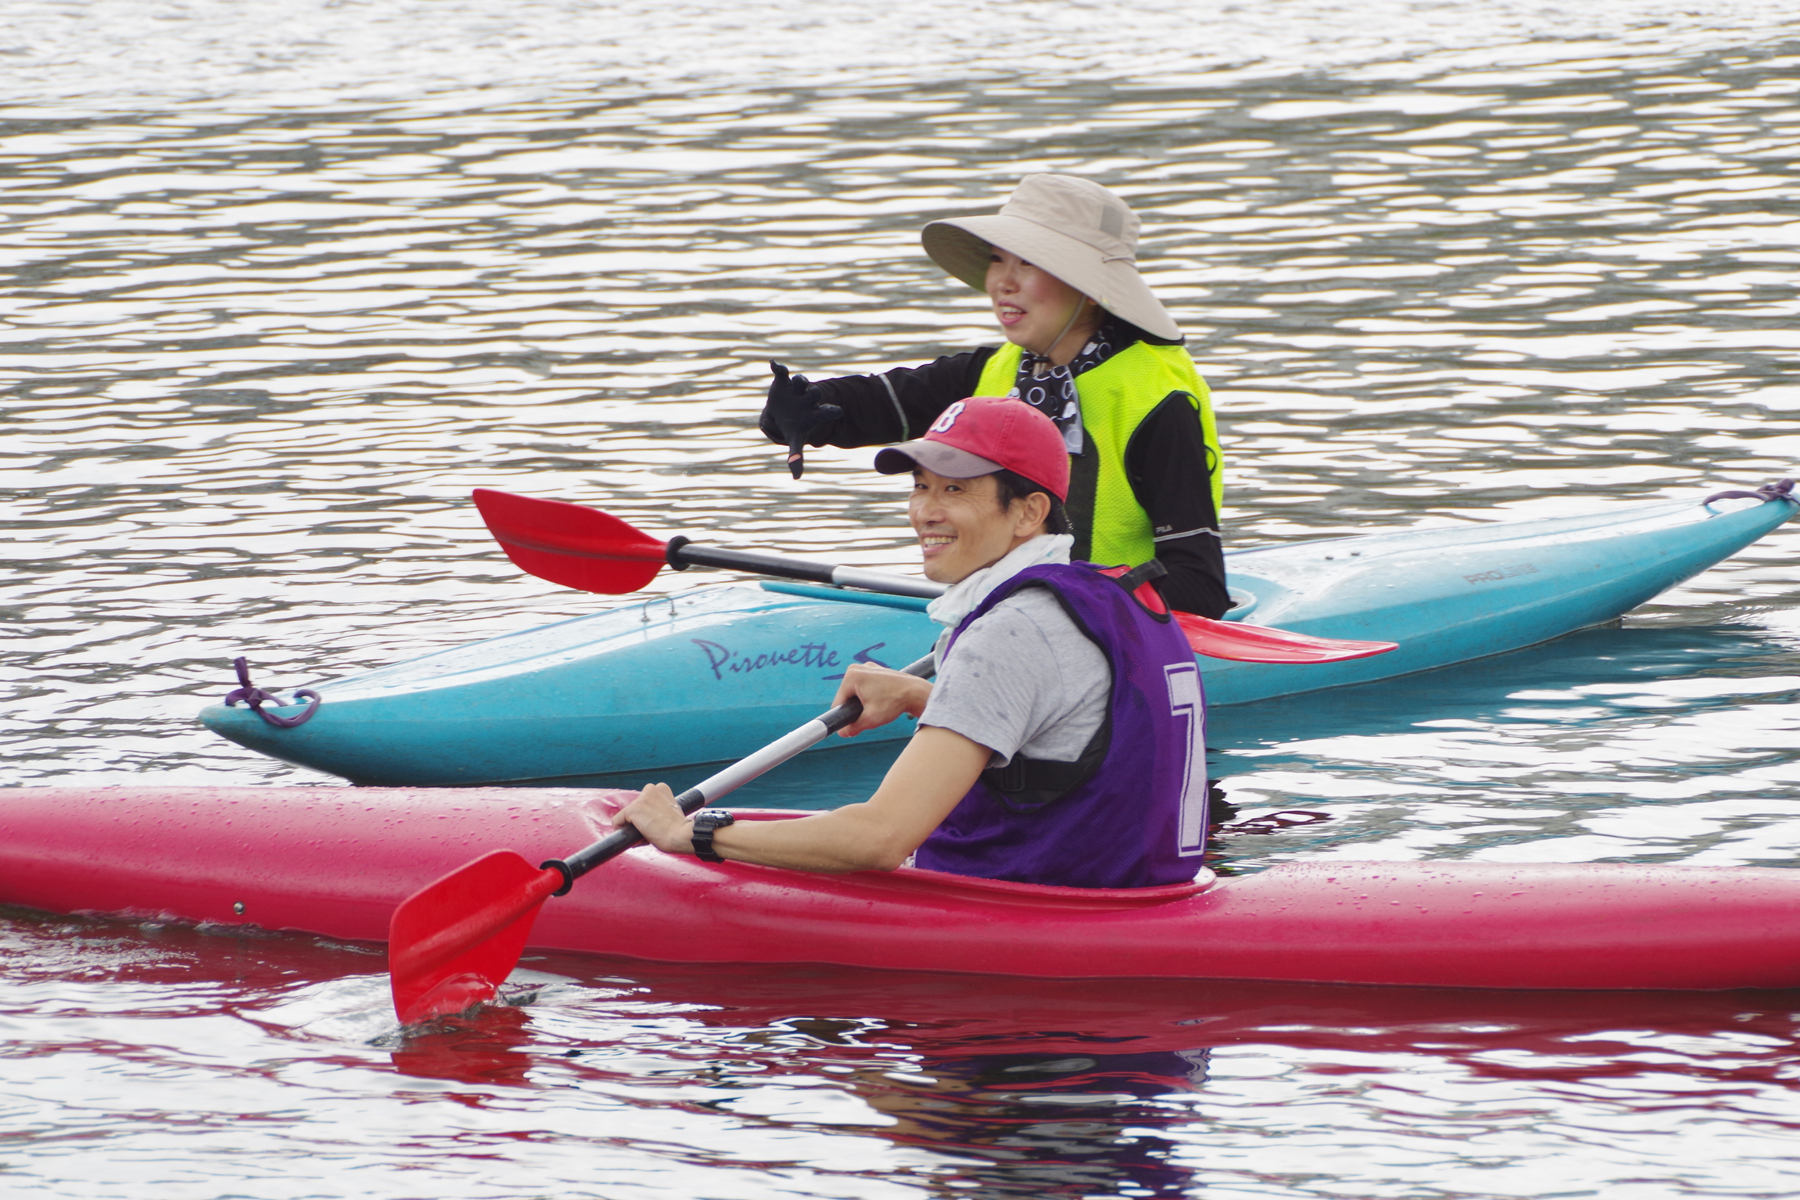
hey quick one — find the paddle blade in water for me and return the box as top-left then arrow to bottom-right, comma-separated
388,850 -> 564,1026
1175,612 -> 1397,663
473,488 -> 667,594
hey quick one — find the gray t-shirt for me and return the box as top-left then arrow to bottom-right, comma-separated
919,587 -> 1111,768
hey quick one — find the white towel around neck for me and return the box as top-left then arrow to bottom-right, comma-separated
923,533 -> 1074,630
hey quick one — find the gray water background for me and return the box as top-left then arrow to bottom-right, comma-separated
5,2 -> 1800,1196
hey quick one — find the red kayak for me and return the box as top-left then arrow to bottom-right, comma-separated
5,785 -> 1799,991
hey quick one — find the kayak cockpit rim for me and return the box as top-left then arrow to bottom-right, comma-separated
720,811 -> 1216,906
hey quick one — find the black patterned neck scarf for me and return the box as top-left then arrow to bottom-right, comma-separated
1007,315 -> 1134,456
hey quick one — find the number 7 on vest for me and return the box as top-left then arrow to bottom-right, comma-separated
1166,663 -> 1209,856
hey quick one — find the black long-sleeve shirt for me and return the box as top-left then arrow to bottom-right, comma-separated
760,347 -> 1229,618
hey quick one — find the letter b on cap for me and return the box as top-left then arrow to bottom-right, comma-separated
928,401 -> 965,435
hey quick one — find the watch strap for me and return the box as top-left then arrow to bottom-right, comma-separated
691,810 -> 735,863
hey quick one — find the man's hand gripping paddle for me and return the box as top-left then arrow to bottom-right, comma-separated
387,655 -> 936,1026
470,488 -> 1398,664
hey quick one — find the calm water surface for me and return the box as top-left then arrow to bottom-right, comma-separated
5,1 -> 1800,1196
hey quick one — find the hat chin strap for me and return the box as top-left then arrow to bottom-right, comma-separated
1033,298 -> 1093,367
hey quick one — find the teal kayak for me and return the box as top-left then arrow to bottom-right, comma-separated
201,489 -> 1795,786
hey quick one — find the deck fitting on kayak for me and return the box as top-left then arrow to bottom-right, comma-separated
223,657 -> 321,729
1703,477 -> 1794,507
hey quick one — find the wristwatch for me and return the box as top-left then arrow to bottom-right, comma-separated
690,810 -> 736,863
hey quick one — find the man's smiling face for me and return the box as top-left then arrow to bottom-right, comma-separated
909,468 -> 1039,585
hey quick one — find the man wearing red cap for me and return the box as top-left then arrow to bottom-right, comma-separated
616,398 -> 1210,889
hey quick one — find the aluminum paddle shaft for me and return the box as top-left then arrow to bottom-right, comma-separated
671,540 -> 942,599
543,653 -> 936,891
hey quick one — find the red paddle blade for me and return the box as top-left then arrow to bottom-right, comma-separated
1175,612 -> 1397,663
472,488 -> 667,594
388,850 -> 564,1026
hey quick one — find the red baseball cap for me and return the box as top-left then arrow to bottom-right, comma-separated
873,396 -> 1070,501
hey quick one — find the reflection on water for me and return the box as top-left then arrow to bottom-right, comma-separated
9,912 -> 1800,1199
5,0 -> 1800,1196
831,1045 -> 1212,1199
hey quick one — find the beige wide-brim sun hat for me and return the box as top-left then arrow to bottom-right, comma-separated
921,174 -> 1182,344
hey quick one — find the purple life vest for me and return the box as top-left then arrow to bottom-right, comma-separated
913,562 -> 1210,888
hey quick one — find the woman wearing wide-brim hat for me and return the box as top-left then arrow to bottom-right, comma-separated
761,174 -> 1227,618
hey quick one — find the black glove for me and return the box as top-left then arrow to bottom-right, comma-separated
762,360 -> 842,480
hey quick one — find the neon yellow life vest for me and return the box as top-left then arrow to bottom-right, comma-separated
975,341 -> 1222,568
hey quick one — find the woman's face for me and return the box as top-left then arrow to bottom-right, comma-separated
984,248 -> 1096,360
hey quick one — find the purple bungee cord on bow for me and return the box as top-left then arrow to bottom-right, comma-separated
223,657 -> 321,729
1702,477 -> 1796,506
